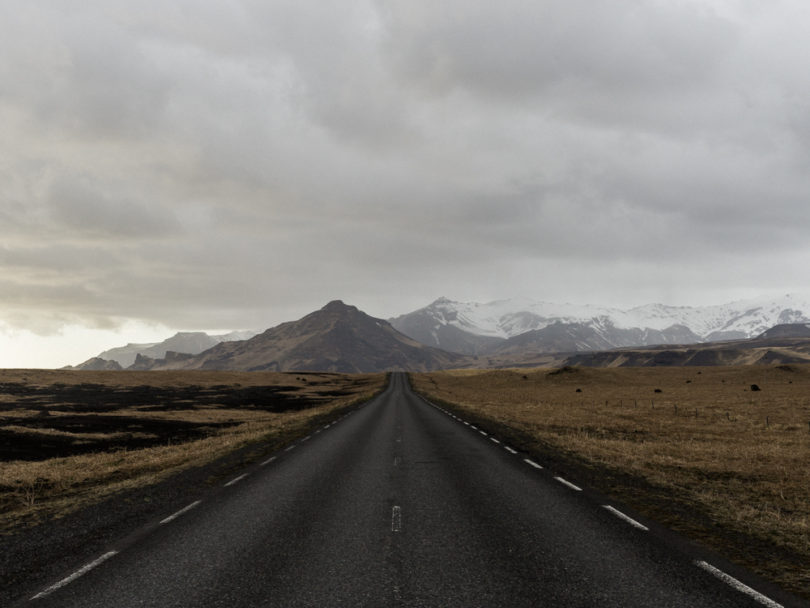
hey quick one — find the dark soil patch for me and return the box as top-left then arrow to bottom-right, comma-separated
0,382 -> 353,462
0,383 -> 321,413
0,415 -> 240,461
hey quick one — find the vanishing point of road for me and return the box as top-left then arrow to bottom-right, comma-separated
21,373 -> 803,607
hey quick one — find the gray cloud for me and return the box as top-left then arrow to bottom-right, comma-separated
2,0 -> 810,345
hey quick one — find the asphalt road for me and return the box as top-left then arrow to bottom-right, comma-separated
21,372 -> 802,607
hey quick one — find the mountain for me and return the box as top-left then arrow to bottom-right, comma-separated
92,330 -> 259,367
390,294 -> 810,355
143,300 -> 468,373
490,320 -> 701,357
560,324 -> 810,367
756,323 -> 810,340
69,357 -> 124,371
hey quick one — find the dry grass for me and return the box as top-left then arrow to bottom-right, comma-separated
411,365 -> 810,597
0,370 -> 386,531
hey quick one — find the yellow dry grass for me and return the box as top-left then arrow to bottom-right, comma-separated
411,365 -> 810,596
0,370 -> 386,531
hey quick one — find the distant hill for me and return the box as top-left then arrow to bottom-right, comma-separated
559,325 -> 810,368
69,357 -> 123,371
756,323 -> 810,340
76,330 -> 258,368
139,301 -> 468,373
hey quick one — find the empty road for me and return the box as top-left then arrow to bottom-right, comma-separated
22,373 -> 800,607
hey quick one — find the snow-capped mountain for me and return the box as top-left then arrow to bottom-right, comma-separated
389,294 -> 810,355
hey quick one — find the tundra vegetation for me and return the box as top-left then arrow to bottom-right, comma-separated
0,370 -> 385,532
411,365 -> 810,598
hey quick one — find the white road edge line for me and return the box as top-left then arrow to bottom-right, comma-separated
224,473 -> 248,487
554,476 -> 583,491
160,500 -> 202,525
602,505 -> 648,531
694,560 -> 784,608
260,456 -> 277,466
31,551 -> 118,600
392,506 -> 402,532
524,458 -> 543,470
504,446 -> 518,454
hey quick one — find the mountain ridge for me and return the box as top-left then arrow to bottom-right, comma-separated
133,300 -> 466,373
389,294 -> 810,355
70,295 -> 810,371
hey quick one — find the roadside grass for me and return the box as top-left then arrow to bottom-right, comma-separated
411,365 -> 810,598
0,370 -> 386,532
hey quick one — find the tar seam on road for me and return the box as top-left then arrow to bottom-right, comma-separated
224,473 -> 248,487
160,500 -> 203,525
554,476 -> 583,492
694,560 -> 784,608
391,506 -> 402,532
524,458 -> 543,470
602,505 -> 649,531
31,551 -> 118,600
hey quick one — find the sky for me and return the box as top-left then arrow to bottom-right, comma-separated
3,0 -> 810,368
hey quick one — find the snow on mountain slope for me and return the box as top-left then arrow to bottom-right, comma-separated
390,294 -> 810,348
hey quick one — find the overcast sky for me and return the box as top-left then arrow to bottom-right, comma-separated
3,0 -> 810,367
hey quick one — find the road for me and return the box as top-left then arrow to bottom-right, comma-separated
22,372 -> 800,607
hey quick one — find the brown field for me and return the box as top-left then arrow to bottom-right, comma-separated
0,369 -> 386,532
411,365 -> 810,598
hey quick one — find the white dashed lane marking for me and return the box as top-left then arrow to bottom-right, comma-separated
523,458 -> 543,470
694,560 -> 784,608
504,446 -> 518,455
554,476 -> 582,492
391,506 -> 402,532
602,505 -> 648,531
160,500 -> 202,525
31,551 -> 118,600
224,473 -> 248,487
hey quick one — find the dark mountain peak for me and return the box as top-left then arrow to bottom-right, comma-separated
140,301 -> 466,372
756,323 -> 810,340
321,300 -> 358,313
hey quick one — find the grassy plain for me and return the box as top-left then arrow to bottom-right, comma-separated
0,369 -> 385,532
411,365 -> 810,597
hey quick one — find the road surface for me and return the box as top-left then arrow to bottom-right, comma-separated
21,372 -> 801,607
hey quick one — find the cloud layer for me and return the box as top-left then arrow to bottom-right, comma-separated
2,0 -> 810,338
